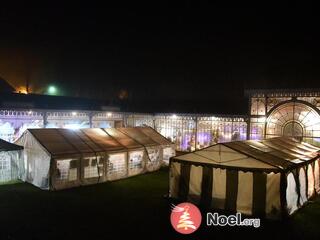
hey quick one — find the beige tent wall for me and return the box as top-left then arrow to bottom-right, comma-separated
16,131 -> 51,189
0,150 -> 23,182
169,161 -> 282,218
187,165 -> 202,204
80,153 -> 106,186
169,161 -> 181,198
163,146 -> 175,165
284,160 -> 320,216
307,164 -> 315,198
146,146 -> 162,172
236,171 -> 253,215
299,167 -> 308,206
266,173 -> 281,219
107,151 -> 128,181
128,149 -> 146,177
315,160 -> 320,193
211,168 -> 226,209
52,157 -> 81,190
286,172 -> 298,215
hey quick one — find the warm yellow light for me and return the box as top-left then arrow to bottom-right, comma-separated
107,112 -> 112,117
16,86 -> 28,94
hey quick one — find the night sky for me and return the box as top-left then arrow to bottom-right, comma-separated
0,3 -> 319,113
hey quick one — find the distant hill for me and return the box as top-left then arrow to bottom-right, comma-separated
0,77 -> 15,93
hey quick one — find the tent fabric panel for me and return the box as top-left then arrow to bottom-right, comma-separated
187,165 -> 203,204
29,129 -> 80,156
174,152 -> 278,170
16,131 -> 51,189
0,151 -> 23,182
174,152 -> 218,164
307,164 -> 315,198
286,172 -> 299,215
201,144 -> 248,162
57,129 -> 95,154
265,173 -> 281,219
225,170 -> 238,212
223,141 -> 294,169
81,129 -> 125,151
299,167 -> 308,206
104,128 -> 142,149
217,158 -> 278,170
247,140 -> 301,162
107,152 -> 128,181
145,146 -> 162,172
315,160 -> 320,194
52,158 -> 81,190
73,130 -> 105,152
117,128 -> 158,147
236,171 -> 253,215
262,141 -> 308,161
128,150 -> 146,176
169,161 -> 181,198
139,127 -> 172,145
271,138 -> 318,161
200,166 -> 213,208
8,150 -> 24,181
178,163 -> 191,201
277,138 -> 320,157
211,168 -> 226,210
266,138 -> 316,161
251,172 -> 266,217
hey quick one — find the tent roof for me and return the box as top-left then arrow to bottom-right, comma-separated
171,137 -> 320,173
0,138 -> 23,151
26,127 -> 172,157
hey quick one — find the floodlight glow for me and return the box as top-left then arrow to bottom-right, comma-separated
107,112 -> 112,117
72,112 -> 77,116
48,86 -> 57,95
172,114 -> 177,119
64,124 -> 81,130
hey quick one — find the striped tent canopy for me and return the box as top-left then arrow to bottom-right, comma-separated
169,137 -> 320,219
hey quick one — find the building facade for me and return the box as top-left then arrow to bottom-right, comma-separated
247,89 -> 320,146
1,89 -> 320,151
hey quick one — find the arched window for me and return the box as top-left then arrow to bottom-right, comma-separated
266,101 -> 320,145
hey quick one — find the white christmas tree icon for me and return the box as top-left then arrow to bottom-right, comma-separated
176,206 -> 196,230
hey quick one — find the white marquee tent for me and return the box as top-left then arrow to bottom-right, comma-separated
0,139 -> 24,183
169,137 -> 320,219
16,127 -> 175,190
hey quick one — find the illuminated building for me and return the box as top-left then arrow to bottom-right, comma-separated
1,89 -> 320,150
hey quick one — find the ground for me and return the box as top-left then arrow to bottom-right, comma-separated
0,168 -> 320,240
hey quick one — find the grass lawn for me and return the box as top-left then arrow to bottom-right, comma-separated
0,168 -> 320,240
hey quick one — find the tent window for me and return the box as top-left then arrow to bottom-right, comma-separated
69,160 -> 78,169
56,159 -> 78,181
0,154 -> 10,170
91,159 -> 97,166
148,148 -> 160,162
108,153 -> 126,175
129,151 -> 143,170
84,157 -> 100,178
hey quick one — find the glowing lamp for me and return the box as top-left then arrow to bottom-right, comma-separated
48,85 -> 57,95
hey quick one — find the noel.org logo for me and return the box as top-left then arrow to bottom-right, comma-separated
170,202 -> 202,234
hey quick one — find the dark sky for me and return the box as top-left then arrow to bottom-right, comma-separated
0,3 -> 319,113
